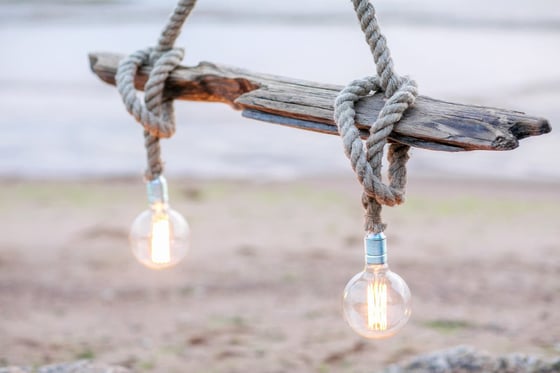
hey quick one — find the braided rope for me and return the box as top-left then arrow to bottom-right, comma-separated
334,0 -> 419,233
115,0 -> 197,180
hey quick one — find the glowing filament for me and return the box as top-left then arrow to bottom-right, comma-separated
150,213 -> 171,264
367,281 -> 388,330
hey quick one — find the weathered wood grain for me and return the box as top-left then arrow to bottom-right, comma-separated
89,52 -> 551,152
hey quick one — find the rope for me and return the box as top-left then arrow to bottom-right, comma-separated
115,0 -> 197,180
114,0 -> 415,227
334,0 -> 419,234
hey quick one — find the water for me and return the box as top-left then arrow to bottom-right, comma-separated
0,0 -> 559,181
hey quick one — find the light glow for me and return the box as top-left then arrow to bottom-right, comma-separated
130,176 -> 190,270
150,212 -> 171,264
367,280 -> 388,331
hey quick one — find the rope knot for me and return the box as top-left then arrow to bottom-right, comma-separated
335,0 -> 420,234
334,74 -> 417,233
113,0 -> 196,181
115,46 -> 185,139
335,76 -> 417,195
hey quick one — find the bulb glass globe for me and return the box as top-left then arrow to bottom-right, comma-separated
129,176 -> 190,269
130,204 -> 189,269
342,233 -> 411,339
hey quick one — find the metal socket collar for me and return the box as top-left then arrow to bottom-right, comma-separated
364,232 -> 387,265
146,175 -> 169,205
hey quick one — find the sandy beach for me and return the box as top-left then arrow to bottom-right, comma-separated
0,177 -> 558,372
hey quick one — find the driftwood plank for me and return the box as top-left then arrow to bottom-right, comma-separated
89,52 -> 551,152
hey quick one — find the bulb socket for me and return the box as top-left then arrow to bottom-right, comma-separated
146,175 -> 169,205
364,232 -> 387,265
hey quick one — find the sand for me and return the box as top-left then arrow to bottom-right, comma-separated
0,177 -> 558,372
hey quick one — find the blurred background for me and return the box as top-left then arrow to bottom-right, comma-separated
0,0 -> 559,180
0,1 -> 559,372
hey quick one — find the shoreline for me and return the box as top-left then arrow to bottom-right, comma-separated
1,174 -> 559,192
2,1 -> 560,30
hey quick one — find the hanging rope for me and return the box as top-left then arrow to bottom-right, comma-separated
114,0 -> 415,224
115,0 -> 197,180
334,0 -> 418,234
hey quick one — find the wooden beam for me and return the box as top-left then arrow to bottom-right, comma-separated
89,52 -> 551,152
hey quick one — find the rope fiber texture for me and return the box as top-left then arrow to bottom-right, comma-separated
113,0 -> 416,229
334,0 -> 419,234
115,0 -> 197,180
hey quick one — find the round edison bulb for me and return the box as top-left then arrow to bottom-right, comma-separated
343,264 -> 411,338
130,203 -> 190,270
342,232 -> 411,339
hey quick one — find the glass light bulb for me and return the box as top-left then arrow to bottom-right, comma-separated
342,233 -> 411,339
129,176 -> 190,269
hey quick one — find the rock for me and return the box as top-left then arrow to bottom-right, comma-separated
0,360 -> 130,373
2,347 -> 559,372
381,346 -> 560,373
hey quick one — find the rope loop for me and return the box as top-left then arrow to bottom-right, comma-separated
334,0 -> 419,234
334,76 -> 417,202
115,47 -> 184,139
115,0 -> 197,180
